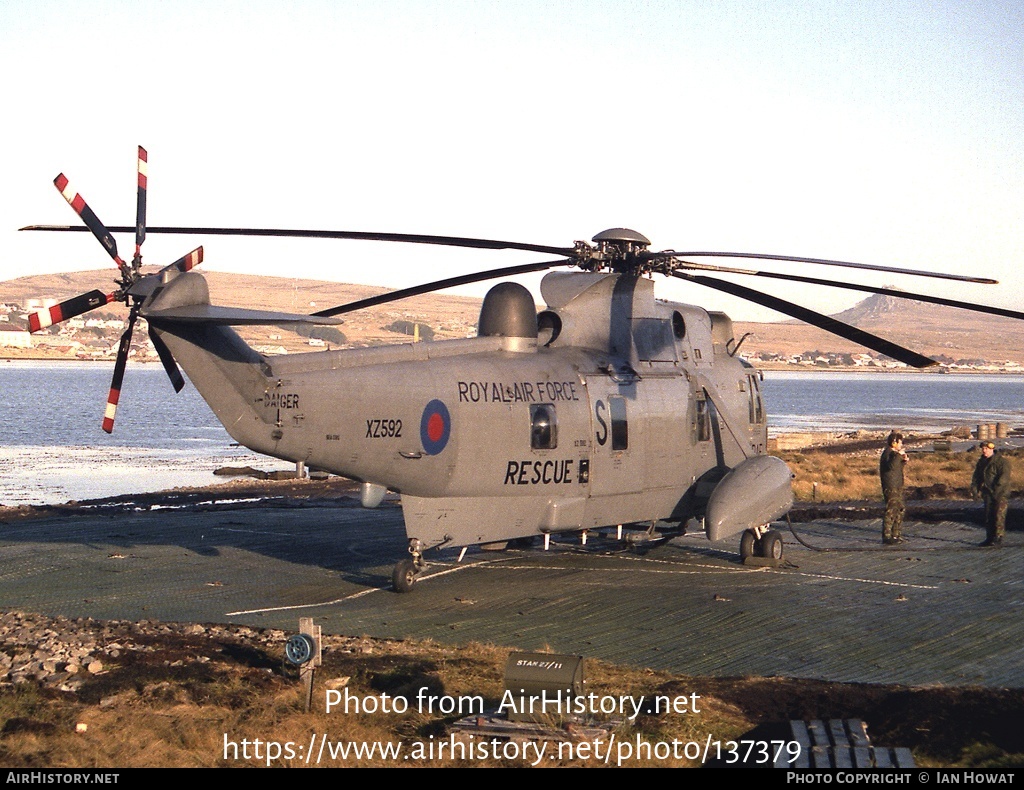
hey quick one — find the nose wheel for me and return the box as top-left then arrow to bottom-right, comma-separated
392,539 -> 425,593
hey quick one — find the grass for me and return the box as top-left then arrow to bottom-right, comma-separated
0,630 -> 753,768
775,444 -> 1024,503
1,621 -> 1021,768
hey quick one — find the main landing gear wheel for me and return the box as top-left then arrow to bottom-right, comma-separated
740,530 -> 757,560
739,527 -> 784,562
760,529 -> 784,560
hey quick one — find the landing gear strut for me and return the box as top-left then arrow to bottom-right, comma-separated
739,525 -> 784,562
392,538 -> 425,593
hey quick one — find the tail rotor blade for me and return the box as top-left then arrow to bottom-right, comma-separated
27,290 -> 116,333
148,326 -> 185,393
102,314 -> 137,433
159,246 -> 204,275
53,174 -> 128,275
135,146 -> 148,266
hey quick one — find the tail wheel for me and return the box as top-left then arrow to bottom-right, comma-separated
760,529 -> 784,560
392,558 -> 418,593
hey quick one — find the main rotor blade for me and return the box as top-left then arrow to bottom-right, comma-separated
27,290 -> 117,333
148,326 -> 185,393
672,271 -> 937,368
103,313 -> 137,433
51,176 -> 129,275
686,265 -> 1024,322
21,224 -> 576,258
663,251 -> 996,284
313,259 -> 567,318
135,146 -> 147,264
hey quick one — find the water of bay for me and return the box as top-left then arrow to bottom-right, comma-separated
761,369 -> 1024,434
0,361 -> 1021,506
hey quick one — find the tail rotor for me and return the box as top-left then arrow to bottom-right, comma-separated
30,147 -> 201,432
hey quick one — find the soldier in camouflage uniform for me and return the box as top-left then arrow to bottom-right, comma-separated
879,431 -> 908,544
971,441 -> 1012,547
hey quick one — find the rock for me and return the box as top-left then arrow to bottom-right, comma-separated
213,466 -> 268,479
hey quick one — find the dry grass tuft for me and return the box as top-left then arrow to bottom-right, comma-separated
775,446 -> 1024,502
0,631 -> 751,768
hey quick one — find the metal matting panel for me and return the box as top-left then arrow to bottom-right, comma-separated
0,503 -> 1020,688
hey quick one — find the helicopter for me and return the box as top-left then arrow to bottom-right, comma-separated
20,148 -> 1024,592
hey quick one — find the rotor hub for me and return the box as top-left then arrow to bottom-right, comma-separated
577,228 -> 653,274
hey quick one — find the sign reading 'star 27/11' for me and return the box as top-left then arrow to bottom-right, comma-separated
457,380 -> 580,404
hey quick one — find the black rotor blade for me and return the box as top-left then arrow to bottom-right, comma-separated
689,265 -> 1024,322
671,271 -> 937,368
21,224 -> 576,258
27,290 -> 117,333
135,146 -> 147,264
103,313 -> 137,433
662,251 -> 996,284
313,259 -> 567,318
148,326 -> 185,393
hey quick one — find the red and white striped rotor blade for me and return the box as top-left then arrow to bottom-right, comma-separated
27,290 -> 117,333
135,146 -> 147,260
102,316 -> 136,433
159,246 -> 204,275
53,174 -> 127,271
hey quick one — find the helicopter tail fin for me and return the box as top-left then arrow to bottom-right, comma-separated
140,271 -> 333,456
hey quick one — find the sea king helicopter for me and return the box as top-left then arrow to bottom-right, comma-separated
21,148 -> 1024,591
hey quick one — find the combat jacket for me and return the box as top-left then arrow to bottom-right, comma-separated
972,453 -> 1012,500
879,448 -> 905,492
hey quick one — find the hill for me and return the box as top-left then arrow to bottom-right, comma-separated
1,272 -> 1020,368
734,291 -> 1024,368
0,269 -> 485,356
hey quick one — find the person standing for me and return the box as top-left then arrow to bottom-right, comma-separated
971,441 -> 1012,547
879,431 -> 908,545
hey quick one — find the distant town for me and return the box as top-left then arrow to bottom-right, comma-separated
744,349 -> 1024,373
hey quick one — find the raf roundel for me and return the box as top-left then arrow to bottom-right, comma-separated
420,399 -> 452,456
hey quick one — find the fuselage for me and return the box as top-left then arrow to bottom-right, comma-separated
147,269 -> 772,549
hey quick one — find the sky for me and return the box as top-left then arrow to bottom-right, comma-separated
1,0 -> 1022,322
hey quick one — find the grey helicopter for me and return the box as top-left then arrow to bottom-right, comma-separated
21,148 -> 1024,591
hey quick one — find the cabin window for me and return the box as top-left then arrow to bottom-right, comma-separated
695,394 -> 711,442
530,404 -> 558,449
610,396 -> 628,450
